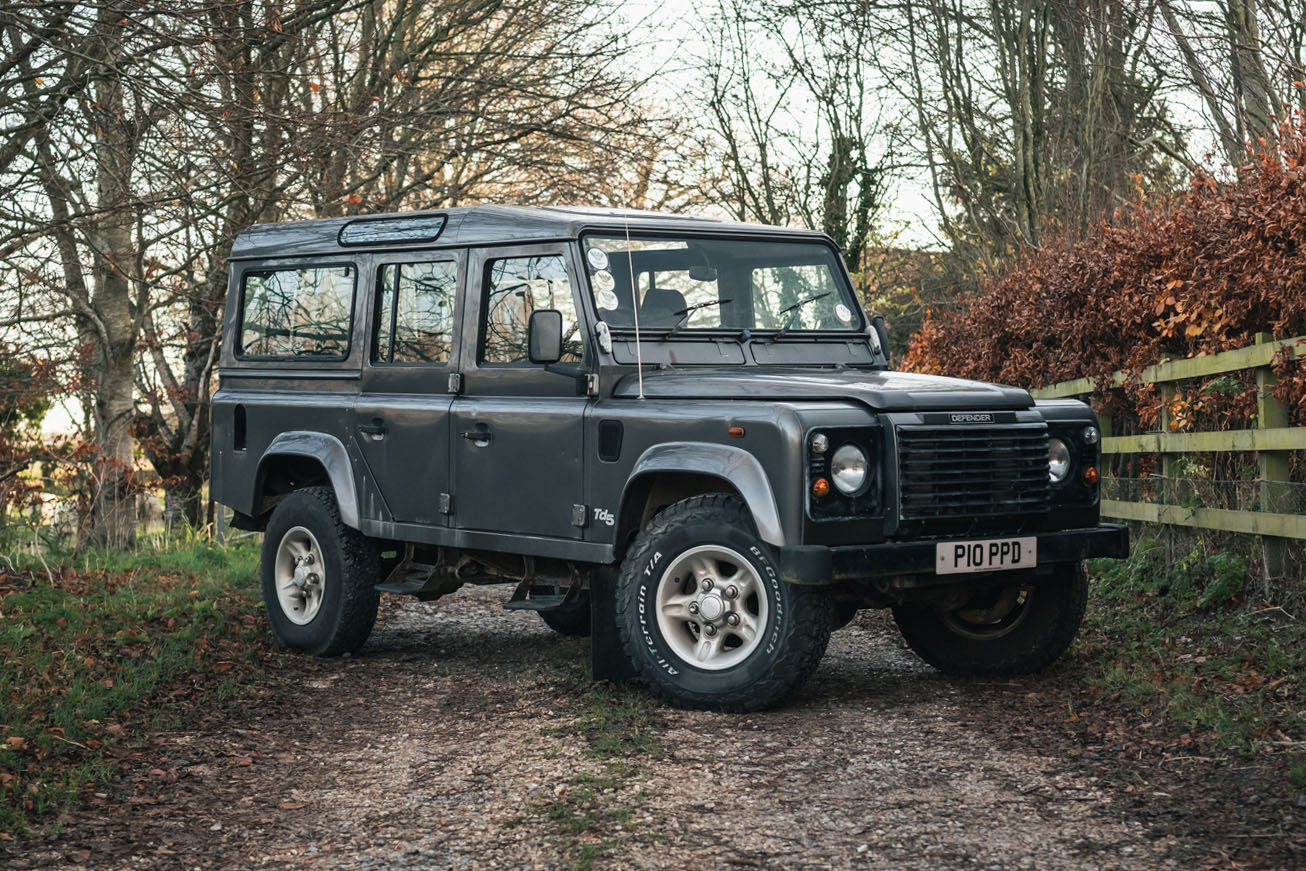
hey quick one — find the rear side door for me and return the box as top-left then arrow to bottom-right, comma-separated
450,243 -> 589,540
352,251 -> 463,525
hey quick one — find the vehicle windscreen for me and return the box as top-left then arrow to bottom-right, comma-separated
581,234 -> 863,335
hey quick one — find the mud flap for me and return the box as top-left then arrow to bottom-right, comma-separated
589,567 -> 636,683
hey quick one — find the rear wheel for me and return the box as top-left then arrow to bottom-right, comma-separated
615,494 -> 832,712
261,486 -> 381,657
892,562 -> 1088,676
538,594 -> 592,637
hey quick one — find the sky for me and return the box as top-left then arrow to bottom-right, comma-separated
613,0 -> 969,249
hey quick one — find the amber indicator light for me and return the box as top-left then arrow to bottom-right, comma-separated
811,477 -> 831,499
728,426 -> 746,438
1083,466 -> 1099,485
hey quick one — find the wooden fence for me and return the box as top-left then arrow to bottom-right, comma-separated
1030,333 -> 1305,580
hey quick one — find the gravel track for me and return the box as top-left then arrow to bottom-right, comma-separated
10,585 -> 1288,870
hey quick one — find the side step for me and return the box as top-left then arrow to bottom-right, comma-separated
375,558 -> 443,594
374,546 -> 461,600
375,565 -> 442,595
504,578 -> 580,613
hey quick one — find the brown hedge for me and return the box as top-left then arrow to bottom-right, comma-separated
902,118 -> 1306,430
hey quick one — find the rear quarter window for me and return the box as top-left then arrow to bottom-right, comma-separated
238,264 -> 356,359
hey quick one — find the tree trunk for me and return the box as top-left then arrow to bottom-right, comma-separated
88,355 -> 137,547
1225,0 -> 1281,148
83,2 -> 139,548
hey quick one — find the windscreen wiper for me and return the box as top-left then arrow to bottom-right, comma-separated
663,298 -> 733,339
765,292 -> 831,342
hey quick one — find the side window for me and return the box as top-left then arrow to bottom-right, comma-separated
239,264 -> 355,359
480,255 -> 582,365
372,260 -> 457,364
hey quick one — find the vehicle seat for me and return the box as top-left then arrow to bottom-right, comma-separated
640,287 -> 687,328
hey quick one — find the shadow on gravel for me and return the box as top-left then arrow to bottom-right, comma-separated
6,588 -> 1299,871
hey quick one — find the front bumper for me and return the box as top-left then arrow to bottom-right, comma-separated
779,523 -> 1130,585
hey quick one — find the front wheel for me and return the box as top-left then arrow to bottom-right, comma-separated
892,562 -> 1088,676
615,495 -> 832,712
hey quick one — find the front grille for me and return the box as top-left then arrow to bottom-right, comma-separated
896,423 -> 1050,531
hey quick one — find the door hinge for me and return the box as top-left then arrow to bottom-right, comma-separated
585,373 -> 599,396
439,493 -> 453,515
447,373 -> 463,394
571,504 -> 588,528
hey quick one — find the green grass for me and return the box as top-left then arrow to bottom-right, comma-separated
0,539 -> 266,838
1289,758 -> 1306,790
531,671 -> 663,870
568,680 -> 663,761
1080,535 -> 1306,761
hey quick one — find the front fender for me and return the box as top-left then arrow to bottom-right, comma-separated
623,442 -> 786,546
256,431 -> 360,529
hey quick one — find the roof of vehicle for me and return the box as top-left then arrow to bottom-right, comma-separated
229,204 -> 831,261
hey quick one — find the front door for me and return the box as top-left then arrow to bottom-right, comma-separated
353,253 -> 462,525
451,244 -> 589,539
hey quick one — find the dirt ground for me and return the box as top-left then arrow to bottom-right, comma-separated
9,586 -> 1303,870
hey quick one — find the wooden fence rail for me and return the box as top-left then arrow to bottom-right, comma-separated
1029,333 -> 1305,580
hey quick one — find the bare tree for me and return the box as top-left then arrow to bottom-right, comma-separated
893,0 -> 1178,266
695,0 -> 893,277
0,1 -> 185,545
1,0 -> 677,540
132,0 -> 355,529
1160,0 -> 1298,165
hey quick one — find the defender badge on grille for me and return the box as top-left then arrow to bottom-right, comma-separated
922,411 -> 1016,425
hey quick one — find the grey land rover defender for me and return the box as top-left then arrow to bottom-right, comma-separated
211,205 -> 1128,712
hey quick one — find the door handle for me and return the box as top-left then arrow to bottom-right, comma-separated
460,429 -> 493,444
359,418 -> 386,438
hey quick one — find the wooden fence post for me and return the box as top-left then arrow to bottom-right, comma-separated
1157,376 -> 1179,562
1159,375 -> 1181,505
1255,333 -> 1289,590
1097,409 -> 1113,440
1093,396 -> 1114,496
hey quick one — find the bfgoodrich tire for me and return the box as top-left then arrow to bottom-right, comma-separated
891,562 -> 1088,676
260,486 -> 381,657
615,495 -> 833,712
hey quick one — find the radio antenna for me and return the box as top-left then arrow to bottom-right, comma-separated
624,217 -> 644,399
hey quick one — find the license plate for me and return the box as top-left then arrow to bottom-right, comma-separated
936,537 -> 1037,575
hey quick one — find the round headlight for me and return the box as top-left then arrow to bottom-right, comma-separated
1049,437 -> 1071,483
830,444 -> 869,495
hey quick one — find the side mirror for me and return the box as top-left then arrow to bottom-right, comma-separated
528,309 -> 564,363
871,314 -> 891,363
